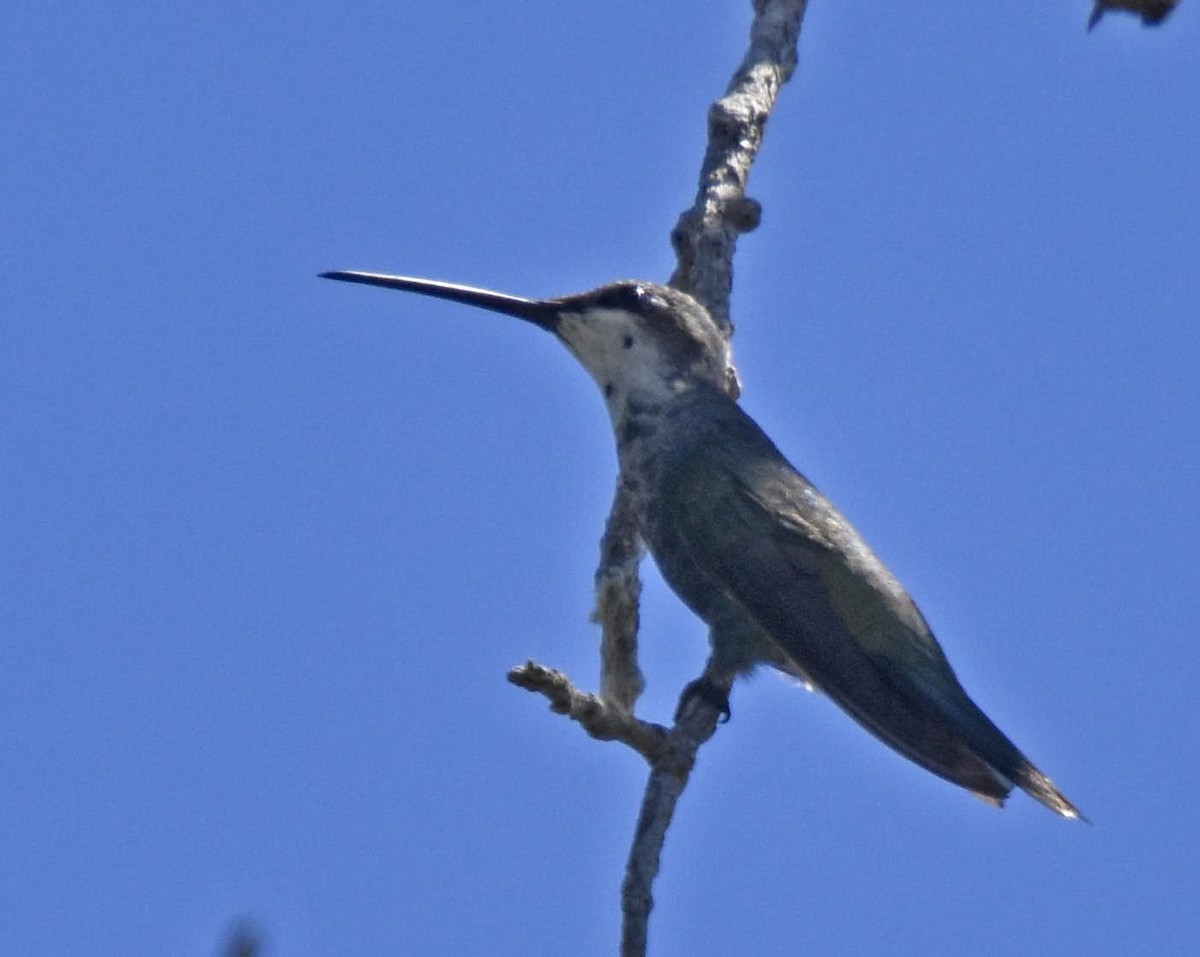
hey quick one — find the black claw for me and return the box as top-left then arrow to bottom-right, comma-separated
676,676 -> 732,723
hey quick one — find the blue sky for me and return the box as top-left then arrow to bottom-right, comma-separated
3,3 -> 1198,955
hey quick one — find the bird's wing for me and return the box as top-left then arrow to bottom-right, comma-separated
655,438 -> 1020,801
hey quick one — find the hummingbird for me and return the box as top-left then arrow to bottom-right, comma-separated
321,269 -> 1085,820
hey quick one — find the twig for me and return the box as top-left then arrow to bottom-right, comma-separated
618,677 -> 732,957
508,661 -> 670,763
508,662 -> 731,956
670,0 -> 809,333
594,472 -> 646,713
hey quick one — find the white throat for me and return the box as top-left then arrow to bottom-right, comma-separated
557,309 -> 687,422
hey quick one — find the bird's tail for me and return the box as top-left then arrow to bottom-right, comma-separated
1015,764 -> 1089,823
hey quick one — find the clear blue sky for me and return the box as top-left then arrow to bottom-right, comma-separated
4,3 -> 1198,955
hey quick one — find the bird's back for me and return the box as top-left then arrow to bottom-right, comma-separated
636,385 -> 1082,817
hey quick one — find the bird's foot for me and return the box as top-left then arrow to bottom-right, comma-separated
675,676 -> 732,724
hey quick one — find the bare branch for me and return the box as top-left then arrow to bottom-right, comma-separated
620,678 -> 731,957
669,0 -> 809,335
508,661 -> 670,763
594,473 -> 646,712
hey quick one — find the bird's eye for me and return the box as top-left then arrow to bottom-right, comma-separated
622,335 -> 635,349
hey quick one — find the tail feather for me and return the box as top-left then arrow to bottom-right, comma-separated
1015,763 -> 1089,823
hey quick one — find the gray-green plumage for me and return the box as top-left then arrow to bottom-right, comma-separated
640,384 -> 1078,815
321,270 -> 1084,820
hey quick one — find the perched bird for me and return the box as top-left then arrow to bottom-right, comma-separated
321,270 -> 1085,820
1088,0 -> 1179,30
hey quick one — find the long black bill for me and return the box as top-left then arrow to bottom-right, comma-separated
320,270 -> 559,331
